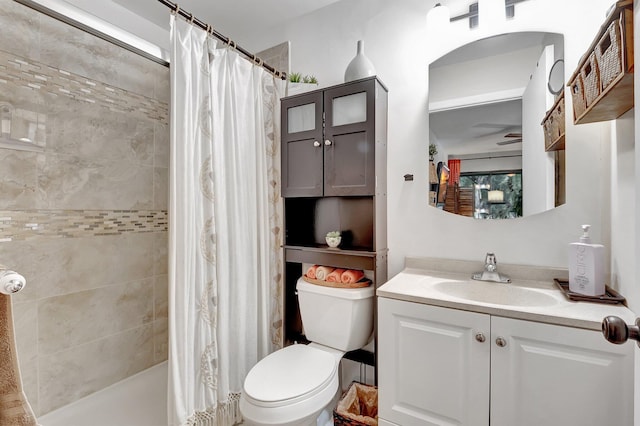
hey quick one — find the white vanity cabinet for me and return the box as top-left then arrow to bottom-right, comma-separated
378,297 -> 634,426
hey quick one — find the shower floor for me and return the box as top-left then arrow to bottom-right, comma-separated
38,361 -> 167,426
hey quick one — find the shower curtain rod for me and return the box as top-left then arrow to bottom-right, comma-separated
157,0 -> 288,80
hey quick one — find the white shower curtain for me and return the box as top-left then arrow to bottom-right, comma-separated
168,15 -> 284,426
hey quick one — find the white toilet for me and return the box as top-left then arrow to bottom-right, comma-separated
240,277 -> 375,426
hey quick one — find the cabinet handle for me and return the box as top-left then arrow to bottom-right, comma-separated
495,337 -> 507,347
313,140 -> 321,147
602,316 -> 640,348
324,139 -> 332,146
475,332 -> 486,343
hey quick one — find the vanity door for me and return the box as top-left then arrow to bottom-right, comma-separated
490,317 -> 633,426
378,297 -> 490,426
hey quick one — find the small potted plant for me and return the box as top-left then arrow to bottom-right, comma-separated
325,231 -> 341,248
287,72 -> 319,96
429,143 -> 438,161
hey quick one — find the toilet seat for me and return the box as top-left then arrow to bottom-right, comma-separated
240,344 -> 343,425
243,344 -> 338,407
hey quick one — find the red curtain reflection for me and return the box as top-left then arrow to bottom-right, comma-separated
448,159 -> 461,184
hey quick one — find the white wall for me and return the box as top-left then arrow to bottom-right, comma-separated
459,156 -> 522,174
429,44 -> 540,107
239,0 -> 620,277
522,45 -> 555,216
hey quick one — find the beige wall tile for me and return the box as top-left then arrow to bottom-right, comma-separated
36,153 -> 155,210
153,231 -> 168,276
38,278 -> 154,355
38,324 -> 155,414
154,67 -> 171,104
44,100 -> 156,166
153,318 -> 168,363
13,301 -> 39,415
0,0 -> 41,60
154,166 -> 169,211
0,241 -> 40,303
1,0 -> 170,414
0,150 -> 39,210
154,274 -> 168,320
154,121 -> 169,169
24,233 -> 155,299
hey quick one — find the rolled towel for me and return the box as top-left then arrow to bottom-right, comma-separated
306,265 -> 319,279
341,269 -> 365,284
326,268 -> 346,282
315,266 -> 335,281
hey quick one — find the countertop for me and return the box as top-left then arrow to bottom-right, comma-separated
377,258 -> 636,331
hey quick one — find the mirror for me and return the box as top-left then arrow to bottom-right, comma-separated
428,32 -> 565,219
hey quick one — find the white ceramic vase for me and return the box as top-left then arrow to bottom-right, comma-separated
344,40 -> 376,82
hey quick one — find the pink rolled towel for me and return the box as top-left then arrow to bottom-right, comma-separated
306,265 -> 319,279
315,266 -> 335,281
341,269 -> 365,284
326,268 -> 346,282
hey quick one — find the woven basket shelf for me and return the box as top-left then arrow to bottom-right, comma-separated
541,92 -> 565,152
568,0 -> 633,124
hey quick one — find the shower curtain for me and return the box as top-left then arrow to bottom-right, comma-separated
169,15 -> 284,426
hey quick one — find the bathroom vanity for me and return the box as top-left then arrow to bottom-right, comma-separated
376,258 -> 635,426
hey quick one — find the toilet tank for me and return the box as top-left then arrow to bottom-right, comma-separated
296,278 -> 375,352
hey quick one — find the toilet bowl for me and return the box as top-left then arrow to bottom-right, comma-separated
240,278 -> 375,426
240,344 -> 343,426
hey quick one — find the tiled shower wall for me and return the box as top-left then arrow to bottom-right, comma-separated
0,0 -> 169,416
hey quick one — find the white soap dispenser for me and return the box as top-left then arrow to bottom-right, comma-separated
568,224 -> 605,296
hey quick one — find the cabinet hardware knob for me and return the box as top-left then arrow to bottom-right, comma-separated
602,316 -> 640,348
324,139 -> 332,146
313,140 -> 321,147
495,337 -> 507,347
475,332 -> 486,343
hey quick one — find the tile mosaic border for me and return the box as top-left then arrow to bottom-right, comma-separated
0,49 -> 168,123
0,210 -> 167,242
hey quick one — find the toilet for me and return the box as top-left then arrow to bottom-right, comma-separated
240,277 -> 375,426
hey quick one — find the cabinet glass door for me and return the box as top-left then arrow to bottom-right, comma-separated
324,80 -> 376,196
281,91 -> 324,197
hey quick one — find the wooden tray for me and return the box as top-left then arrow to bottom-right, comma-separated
303,275 -> 372,289
554,278 -> 626,305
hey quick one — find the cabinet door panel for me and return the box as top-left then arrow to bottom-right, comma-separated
281,92 -> 323,197
378,298 -> 490,426
283,138 -> 323,196
491,317 -> 633,426
324,130 -> 373,196
324,80 -> 376,196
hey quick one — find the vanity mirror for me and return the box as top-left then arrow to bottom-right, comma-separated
428,32 -> 565,219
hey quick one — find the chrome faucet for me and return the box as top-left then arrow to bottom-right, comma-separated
472,252 -> 511,283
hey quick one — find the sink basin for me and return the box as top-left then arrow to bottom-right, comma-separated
432,280 -> 559,307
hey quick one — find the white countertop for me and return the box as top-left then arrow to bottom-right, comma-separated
377,263 -> 636,331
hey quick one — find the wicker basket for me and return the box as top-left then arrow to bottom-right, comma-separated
569,75 -> 587,120
333,382 -> 378,426
553,94 -> 565,137
581,53 -> 601,106
595,16 -> 623,92
542,92 -> 565,151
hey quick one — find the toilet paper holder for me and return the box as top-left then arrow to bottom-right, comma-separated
0,265 -> 26,295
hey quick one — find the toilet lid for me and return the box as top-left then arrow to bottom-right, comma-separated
244,344 -> 338,405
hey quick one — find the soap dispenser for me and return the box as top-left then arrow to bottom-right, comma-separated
568,224 -> 605,296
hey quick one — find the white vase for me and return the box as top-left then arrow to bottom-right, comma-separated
344,40 -> 376,82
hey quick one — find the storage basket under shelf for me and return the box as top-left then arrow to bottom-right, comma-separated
568,0 -> 634,124
596,15 -> 624,91
541,92 -> 565,152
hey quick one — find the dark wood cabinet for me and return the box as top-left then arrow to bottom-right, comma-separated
282,77 -> 386,197
280,77 -> 388,370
